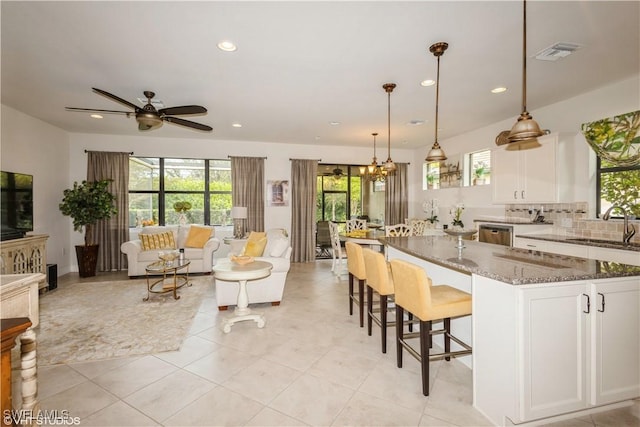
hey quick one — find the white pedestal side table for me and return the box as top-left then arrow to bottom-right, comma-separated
213,260 -> 273,333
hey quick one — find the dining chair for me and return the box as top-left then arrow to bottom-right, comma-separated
390,258 -> 472,396
328,221 -> 347,276
315,221 -> 332,258
409,219 -> 429,236
385,223 -> 413,237
345,241 -> 367,327
346,218 -> 367,233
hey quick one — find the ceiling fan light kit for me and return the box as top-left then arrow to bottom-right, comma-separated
66,88 -> 213,132
425,41 -> 449,163
503,0 -> 545,149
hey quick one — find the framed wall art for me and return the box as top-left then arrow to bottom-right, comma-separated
267,180 -> 289,206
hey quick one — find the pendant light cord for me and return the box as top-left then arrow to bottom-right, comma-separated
522,0 -> 527,113
387,90 -> 391,157
435,54 -> 441,144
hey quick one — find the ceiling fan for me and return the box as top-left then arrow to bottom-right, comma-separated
66,88 -> 213,132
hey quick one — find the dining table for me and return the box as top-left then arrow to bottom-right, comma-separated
340,229 -> 385,252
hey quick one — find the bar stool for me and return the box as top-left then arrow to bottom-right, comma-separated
345,241 -> 366,327
390,258 -> 472,396
362,247 -> 395,352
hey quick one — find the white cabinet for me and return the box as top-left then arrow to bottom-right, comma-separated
492,133 -> 573,204
588,246 -> 640,266
518,278 -> 640,421
513,237 -> 640,266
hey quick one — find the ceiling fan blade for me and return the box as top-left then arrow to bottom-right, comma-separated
65,107 -> 132,115
164,116 -> 212,132
159,105 -> 207,116
92,87 -> 140,112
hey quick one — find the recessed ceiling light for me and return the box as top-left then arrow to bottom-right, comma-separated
407,120 -> 425,126
217,40 -> 237,52
90,114 -> 103,119
329,121 -> 340,126
232,123 -> 242,128
420,79 -> 435,87
491,87 -> 507,94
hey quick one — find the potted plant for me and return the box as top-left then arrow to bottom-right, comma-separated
473,161 -> 489,185
59,179 -> 117,277
173,200 -> 192,226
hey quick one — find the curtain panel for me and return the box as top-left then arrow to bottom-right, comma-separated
290,159 -> 318,262
384,163 -> 408,226
86,151 -> 130,271
231,156 -> 265,233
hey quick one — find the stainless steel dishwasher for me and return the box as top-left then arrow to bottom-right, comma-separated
478,224 -> 513,246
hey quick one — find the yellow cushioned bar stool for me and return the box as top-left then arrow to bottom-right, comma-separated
362,247 -> 395,353
390,259 -> 472,396
345,241 -> 366,327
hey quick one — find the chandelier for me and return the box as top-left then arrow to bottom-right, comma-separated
363,132 -> 387,182
425,42 -> 449,162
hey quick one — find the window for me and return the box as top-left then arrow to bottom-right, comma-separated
316,164 -> 367,225
423,162 -> 441,190
128,157 -> 232,227
597,157 -> 640,218
465,150 -> 491,187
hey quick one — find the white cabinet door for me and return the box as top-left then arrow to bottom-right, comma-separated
519,284 -> 589,420
592,280 -> 640,405
521,140 -> 557,203
492,133 -> 559,204
492,146 -> 521,203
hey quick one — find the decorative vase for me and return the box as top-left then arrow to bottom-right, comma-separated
75,244 -> 100,277
178,213 -> 188,226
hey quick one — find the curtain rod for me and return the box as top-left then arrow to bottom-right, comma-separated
290,158 -> 322,161
228,155 -> 267,159
85,150 -> 134,155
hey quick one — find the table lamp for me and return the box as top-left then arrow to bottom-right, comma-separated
231,206 -> 248,238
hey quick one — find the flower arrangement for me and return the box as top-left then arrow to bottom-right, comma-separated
423,199 -> 439,224
450,204 -> 464,228
173,201 -> 192,213
473,161 -> 489,179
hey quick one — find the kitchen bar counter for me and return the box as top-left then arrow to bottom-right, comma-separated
384,236 -> 640,285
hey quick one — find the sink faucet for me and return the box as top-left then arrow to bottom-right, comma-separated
602,205 -> 636,244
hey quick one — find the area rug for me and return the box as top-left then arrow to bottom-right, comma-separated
35,276 -> 211,366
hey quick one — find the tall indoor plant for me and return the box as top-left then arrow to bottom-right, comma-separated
59,179 -> 117,277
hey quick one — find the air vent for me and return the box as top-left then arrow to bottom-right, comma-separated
137,98 -> 165,108
534,42 -> 582,62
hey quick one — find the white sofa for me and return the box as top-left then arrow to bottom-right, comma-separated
214,228 -> 292,310
121,225 -> 220,277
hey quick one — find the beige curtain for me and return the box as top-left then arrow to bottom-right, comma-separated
86,151 -> 129,271
231,157 -> 265,232
384,163 -> 408,226
290,159 -> 318,262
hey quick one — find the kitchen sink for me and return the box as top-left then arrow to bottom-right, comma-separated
565,238 -> 640,249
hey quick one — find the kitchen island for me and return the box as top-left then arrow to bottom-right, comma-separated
385,236 -> 640,426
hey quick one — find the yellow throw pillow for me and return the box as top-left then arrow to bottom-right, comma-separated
140,232 -> 176,251
247,231 -> 266,242
243,236 -> 267,257
184,226 -> 213,248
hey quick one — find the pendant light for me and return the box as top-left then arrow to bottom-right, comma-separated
425,42 -> 448,162
368,132 -> 379,174
382,83 -> 397,174
507,0 -> 544,149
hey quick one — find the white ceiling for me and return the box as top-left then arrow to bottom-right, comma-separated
2,1 -> 638,149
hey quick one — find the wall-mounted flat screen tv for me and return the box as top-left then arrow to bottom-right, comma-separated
1,171 -> 34,241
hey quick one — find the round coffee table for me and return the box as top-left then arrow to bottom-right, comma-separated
144,259 -> 191,301
212,260 -> 273,333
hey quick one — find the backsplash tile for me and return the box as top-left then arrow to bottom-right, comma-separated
505,201 -> 639,245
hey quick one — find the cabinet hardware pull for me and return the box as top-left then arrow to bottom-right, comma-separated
583,293 -> 590,314
513,190 -> 517,199
521,190 -> 525,199
598,293 -> 605,312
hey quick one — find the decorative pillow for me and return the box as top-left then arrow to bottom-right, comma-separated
269,237 -> 289,257
247,231 -> 266,242
184,226 -> 213,248
243,237 -> 267,257
140,232 -> 176,251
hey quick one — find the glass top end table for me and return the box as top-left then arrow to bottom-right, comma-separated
144,259 -> 191,301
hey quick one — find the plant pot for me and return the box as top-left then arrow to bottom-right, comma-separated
75,244 -> 100,277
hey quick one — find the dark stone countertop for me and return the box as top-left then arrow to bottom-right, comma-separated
384,236 -> 640,285
473,218 -> 554,225
516,233 -> 640,252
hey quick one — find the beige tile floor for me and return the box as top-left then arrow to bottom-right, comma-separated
21,260 -> 640,426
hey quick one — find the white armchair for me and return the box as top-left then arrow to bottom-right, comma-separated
214,228 -> 292,310
121,225 -> 220,277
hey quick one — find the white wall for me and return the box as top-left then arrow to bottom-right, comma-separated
1,105 -> 71,273
411,75 -> 640,227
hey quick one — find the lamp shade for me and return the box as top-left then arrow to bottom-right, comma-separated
231,206 -> 248,219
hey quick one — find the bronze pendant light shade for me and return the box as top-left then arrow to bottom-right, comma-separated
382,83 -> 397,174
425,42 -> 449,162
507,0 -> 544,148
